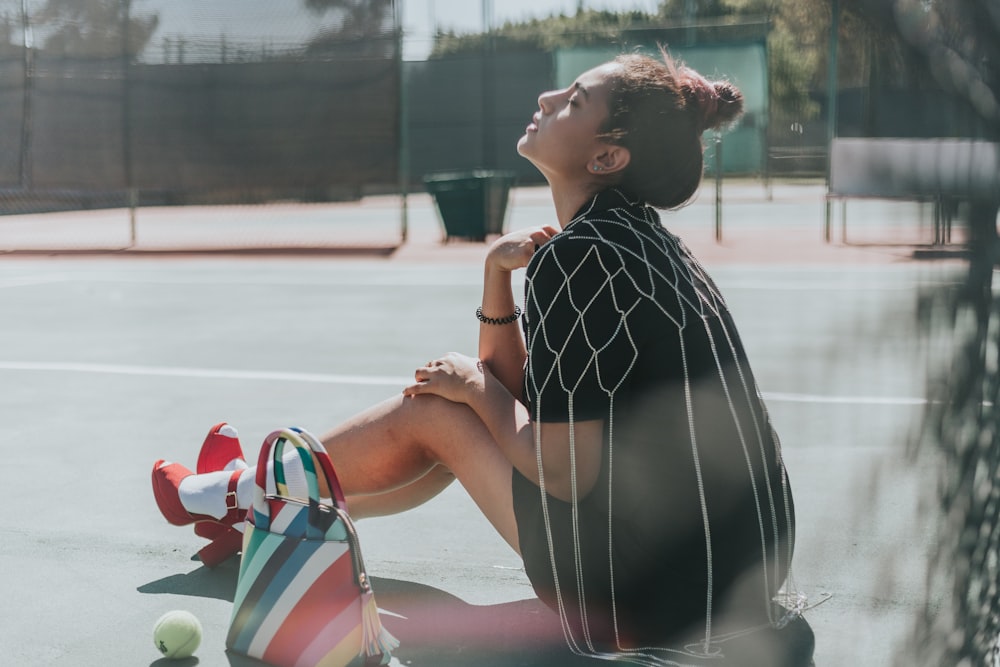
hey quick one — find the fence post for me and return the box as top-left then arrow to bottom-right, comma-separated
714,131 -> 723,243
394,1 -> 408,243
824,0 -> 840,243
121,0 -> 137,247
19,0 -> 34,191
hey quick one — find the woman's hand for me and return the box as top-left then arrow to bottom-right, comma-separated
486,226 -> 560,273
403,352 -> 487,405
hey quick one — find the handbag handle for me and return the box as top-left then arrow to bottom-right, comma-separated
288,426 -> 349,511
251,427 -> 349,535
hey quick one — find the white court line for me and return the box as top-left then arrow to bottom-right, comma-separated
763,391 -> 926,406
0,361 -> 412,387
0,360 -> 928,406
0,275 -> 76,289
719,280 -> 954,292
0,275 -> 952,290
0,266 -> 963,291
0,273 -> 486,288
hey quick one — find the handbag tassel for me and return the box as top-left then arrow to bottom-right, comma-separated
361,589 -> 399,662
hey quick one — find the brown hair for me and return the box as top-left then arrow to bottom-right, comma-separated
598,49 -> 743,209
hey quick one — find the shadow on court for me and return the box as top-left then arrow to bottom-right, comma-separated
371,578 -> 815,667
139,566 -> 814,667
139,558 -> 241,602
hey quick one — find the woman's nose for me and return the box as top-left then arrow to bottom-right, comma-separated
537,89 -> 558,114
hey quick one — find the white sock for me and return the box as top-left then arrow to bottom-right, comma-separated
177,449 -> 313,520
178,469 -> 238,520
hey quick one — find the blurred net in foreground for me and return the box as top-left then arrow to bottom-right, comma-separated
872,0 -> 1000,663
906,207 -> 1000,667
0,0 -> 403,252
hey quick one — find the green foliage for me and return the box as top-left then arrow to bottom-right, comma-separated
765,0 -> 825,125
302,0 -> 394,35
0,12 -> 20,56
300,0 -> 396,57
656,0 -> 727,17
33,0 -> 159,59
768,30 -> 819,125
657,0 -> 774,18
430,9 -> 659,57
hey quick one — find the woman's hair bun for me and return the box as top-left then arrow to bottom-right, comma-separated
681,67 -> 744,131
708,80 -> 744,130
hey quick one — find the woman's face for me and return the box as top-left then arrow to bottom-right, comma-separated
517,62 -> 620,181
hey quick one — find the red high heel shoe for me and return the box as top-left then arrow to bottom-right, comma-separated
194,422 -> 247,566
197,422 -> 245,475
151,460 -> 245,567
193,522 -> 244,567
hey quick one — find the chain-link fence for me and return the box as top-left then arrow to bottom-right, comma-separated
0,0 -> 402,252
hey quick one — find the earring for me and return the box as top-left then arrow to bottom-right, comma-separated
592,164 -> 602,172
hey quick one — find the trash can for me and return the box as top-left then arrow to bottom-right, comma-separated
423,170 -> 516,242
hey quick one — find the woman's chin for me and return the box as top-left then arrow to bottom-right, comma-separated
516,138 -> 542,163
516,134 -> 530,156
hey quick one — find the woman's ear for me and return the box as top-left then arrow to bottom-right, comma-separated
591,146 -> 630,175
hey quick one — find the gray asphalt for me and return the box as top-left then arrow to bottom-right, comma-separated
0,182 -> 966,666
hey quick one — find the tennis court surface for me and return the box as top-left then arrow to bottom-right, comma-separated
0,183 -> 964,666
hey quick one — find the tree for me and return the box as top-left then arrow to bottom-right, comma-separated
32,0 -> 158,59
865,0 -> 999,126
303,0 -> 393,30
301,0 -> 396,57
0,9 -> 22,57
430,9 -> 660,56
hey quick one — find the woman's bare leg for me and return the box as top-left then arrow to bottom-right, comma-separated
318,392 -> 520,554
345,464 -> 454,519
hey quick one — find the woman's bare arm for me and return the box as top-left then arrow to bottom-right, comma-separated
478,226 -> 559,400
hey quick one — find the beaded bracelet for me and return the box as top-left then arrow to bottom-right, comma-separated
476,305 -> 522,325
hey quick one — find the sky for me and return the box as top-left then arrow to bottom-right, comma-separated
134,0 -> 662,62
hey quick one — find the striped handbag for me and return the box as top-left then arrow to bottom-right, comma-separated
226,427 -> 398,667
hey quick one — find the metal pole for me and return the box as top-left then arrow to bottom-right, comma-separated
824,0 -> 839,243
481,0 -> 495,169
685,0 -> 697,45
121,0 -> 137,247
19,0 -> 34,191
826,0 -> 839,146
395,0 -> 408,243
714,132 -> 723,243
481,0 -> 493,33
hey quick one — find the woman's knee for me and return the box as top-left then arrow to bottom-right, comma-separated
399,394 -> 497,465
399,393 -> 482,433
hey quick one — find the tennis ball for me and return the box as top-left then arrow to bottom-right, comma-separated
153,610 -> 202,659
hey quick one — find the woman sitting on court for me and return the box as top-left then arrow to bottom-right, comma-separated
153,50 -> 804,663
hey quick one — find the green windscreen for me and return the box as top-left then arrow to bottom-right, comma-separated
0,0 -> 400,208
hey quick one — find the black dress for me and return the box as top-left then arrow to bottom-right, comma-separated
511,188 -> 796,653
